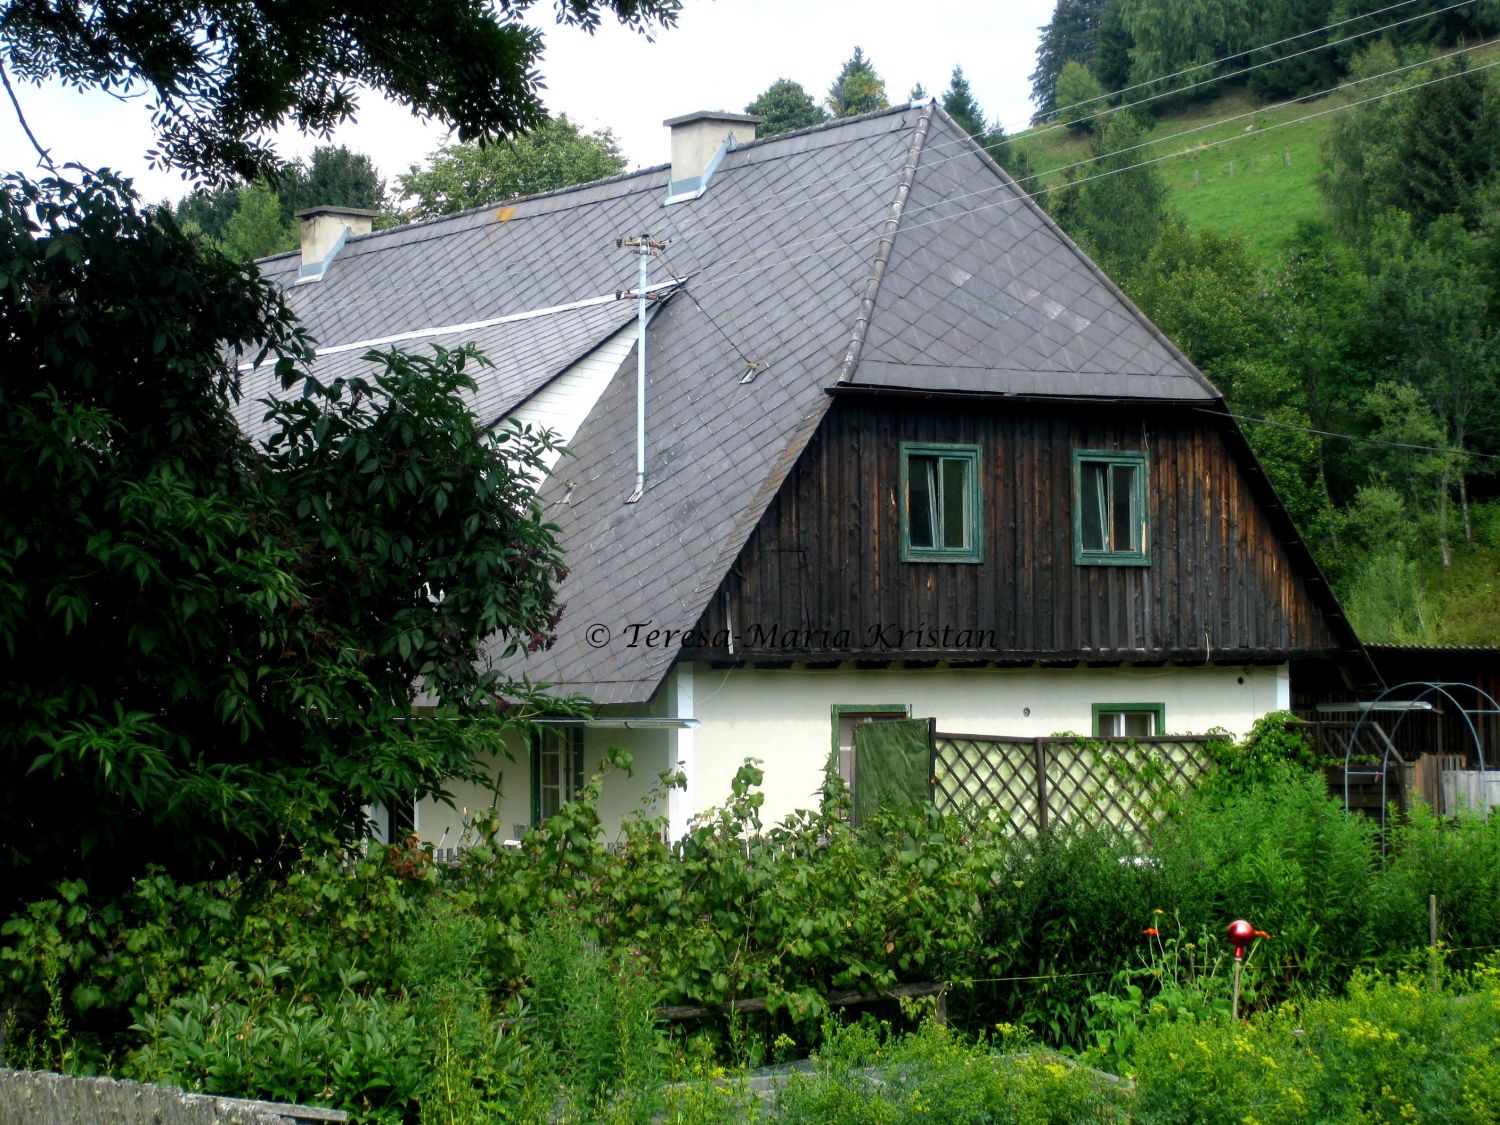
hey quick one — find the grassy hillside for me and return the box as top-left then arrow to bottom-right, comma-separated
1014,41 -> 1500,262
1015,90 -> 1331,261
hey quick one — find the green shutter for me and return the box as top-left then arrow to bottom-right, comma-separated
852,717 -> 934,826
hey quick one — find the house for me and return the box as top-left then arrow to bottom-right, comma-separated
236,103 -> 1370,846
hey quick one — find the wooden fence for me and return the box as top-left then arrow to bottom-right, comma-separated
930,732 -> 1216,843
849,720 -> 1216,844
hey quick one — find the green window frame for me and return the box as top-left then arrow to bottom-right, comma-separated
1092,703 -> 1165,738
1073,449 -> 1149,566
900,442 -> 983,563
530,727 -> 584,824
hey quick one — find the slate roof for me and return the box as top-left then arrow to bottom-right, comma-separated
242,103 -> 1224,703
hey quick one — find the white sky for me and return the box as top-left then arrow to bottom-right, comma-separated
0,0 -> 1055,203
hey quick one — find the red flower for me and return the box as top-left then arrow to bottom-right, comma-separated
1143,927 -> 1159,936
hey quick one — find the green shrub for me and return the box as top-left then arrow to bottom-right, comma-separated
773,1020 -> 1129,1123
1132,963 -> 1500,1123
519,910 -> 666,1120
1198,710 -> 1319,800
129,979 -> 425,1122
1151,769 -> 1376,1002
1085,910 -> 1242,1069
974,825 -> 1152,1047
1369,802 -> 1500,968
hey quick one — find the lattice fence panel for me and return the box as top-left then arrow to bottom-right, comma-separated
933,733 -> 1215,844
1045,738 -> 1211,842
932,737 -> 1040,834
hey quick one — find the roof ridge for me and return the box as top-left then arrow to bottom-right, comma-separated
254,163 -> 671,267
835,101 -> 936,383
732,101 -> 918,153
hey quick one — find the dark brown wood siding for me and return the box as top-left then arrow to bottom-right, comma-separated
686,398 -> 1339,663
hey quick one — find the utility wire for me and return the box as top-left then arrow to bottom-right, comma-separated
686,55 -> 1500,296
1015,0 -> 1438,130
258,4 -> 1487,337
666,0 -> 1476,249
1024,0 -> 1483,141
1212,410 -> 1500,462
672,33 -> 1493,262
650,245 -> 765,375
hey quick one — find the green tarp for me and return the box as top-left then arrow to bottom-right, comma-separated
852,718 -> 934,826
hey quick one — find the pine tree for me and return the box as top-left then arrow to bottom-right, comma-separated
1030,0 -> 1112,120
826,47 -> 890,117
1391,59 -> 1498,231
941,67 -> 987,138
281,146 -> 386,222
939,66 -> 1031,183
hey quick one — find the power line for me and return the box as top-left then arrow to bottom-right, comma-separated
650,245 -> 765,377
669,26 -> 1490,269
1025,0 -> 1482,142
1213,410 -> 1500,462
686,55 -> 1500,295
1015,0 -> 1437,131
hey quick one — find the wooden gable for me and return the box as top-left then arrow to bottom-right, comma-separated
685,395 -> 1349,665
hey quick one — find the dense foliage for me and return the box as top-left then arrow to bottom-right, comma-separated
0,170 -> 566,908
1022,29 -> 1500,642
0,0 -> 682,182
826,47 -> 891,118
163,146 -> 388,261
5,731 -> 1500,1119
395,115 -> 627,221
1030,0 -> 1500,115
745,79 -> 830,138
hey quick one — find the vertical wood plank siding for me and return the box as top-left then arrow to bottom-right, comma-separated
685,399 -> 1338,662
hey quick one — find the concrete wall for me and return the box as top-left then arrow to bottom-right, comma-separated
689,662 -> 1289,829
0,1068 -> 328,1124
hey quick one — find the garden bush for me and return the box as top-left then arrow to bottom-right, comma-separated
1131,961 -> 1500,1123
5,737 -> 1500,1121
1367,801 -> 1500,968
1150,768 -> 1377,1001
973,824 -> 1153,1046
772,1020 -> 1129,1124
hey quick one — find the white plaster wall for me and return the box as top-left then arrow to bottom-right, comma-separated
413,708 -> 674,851
509,320 -> 641,475
415,729 -> 530,851
689,663 -> 1289,829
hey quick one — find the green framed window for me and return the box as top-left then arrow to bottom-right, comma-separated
1073,450 -> 1149,565
1093,703 -> 1165,738
900,443 -> 982,563
531,727 -> 584,824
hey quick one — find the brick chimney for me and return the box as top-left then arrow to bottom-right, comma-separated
663,111 -> 759,201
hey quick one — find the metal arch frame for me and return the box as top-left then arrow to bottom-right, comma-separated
1342,680 -> 1499,830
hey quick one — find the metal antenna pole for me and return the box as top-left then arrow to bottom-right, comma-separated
627,231 -> 649,504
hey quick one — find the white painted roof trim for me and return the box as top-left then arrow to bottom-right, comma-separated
237,280 -> 682,370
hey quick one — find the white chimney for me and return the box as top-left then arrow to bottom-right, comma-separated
296,205 -> 378,280
663,111 -> 759,203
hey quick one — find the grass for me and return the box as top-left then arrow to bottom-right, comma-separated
1014,38 -> 1500,262
1015,88 -> 1330,262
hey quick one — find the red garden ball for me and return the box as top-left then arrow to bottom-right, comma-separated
1227,919 -> 1256,959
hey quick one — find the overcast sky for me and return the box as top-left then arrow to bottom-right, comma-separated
0,0 -> 1056,204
